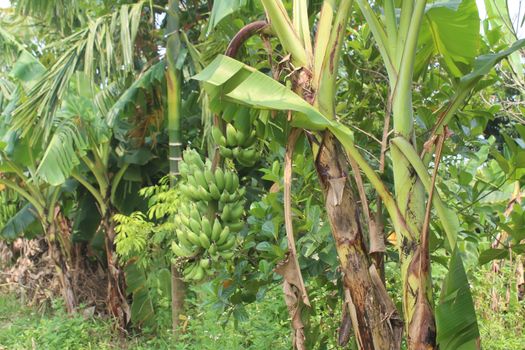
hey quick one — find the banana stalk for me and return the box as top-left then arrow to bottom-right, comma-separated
386,0 -> 437,347
260,1 -> 404,348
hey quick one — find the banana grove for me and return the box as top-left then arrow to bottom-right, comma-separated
1,1 -> 524,349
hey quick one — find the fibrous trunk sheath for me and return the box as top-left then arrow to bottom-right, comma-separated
102,211 -> 130,329
315,132 -> 403,350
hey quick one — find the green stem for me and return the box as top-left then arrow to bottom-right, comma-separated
355,0 -> 397,82
0,178 -> 45,216
384,0 -> 398,55
167,0 -> 182,182
393,0 -> 427,137
81,155 -> 108,197
261,0 -> 308,67
46,187 -> 61,224
313,0 -> 336,86
110,163 -> 129,205
316,0 -> 353,117
292,0 -> 312,58
391,137 -> 458,247
71,171 -> 107,214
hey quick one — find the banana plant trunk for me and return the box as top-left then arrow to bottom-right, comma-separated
391,69 -> 437,350
166,0 -> 185,332
46,219 -> 76,313
314,131 -> 403,349
101,210 -> 130,329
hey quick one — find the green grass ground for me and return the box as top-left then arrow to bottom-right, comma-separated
1,264 -> 524,350
0,290 -> 291,350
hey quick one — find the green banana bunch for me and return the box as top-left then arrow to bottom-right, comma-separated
211,106 -> 260,167
172,148 -> 247,282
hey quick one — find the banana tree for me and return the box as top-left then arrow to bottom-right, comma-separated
0,50 -> 77,313
193,0 -> 525,348
198,1 -> 403,348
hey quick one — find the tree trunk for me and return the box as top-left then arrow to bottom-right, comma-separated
166,0 -> 186,333
47,221 -> 76,313
171,264 -> 185,331
391,140 -> 436,350
102,211 -> 130,329
314,132 -> 403,350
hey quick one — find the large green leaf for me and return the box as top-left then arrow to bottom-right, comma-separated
418,0 -> 481,77
36,89 -> 111,186
106,60 -> 165,126
36,119 -> 88,186
125,263 -> 155,329
436,248 -> 480,350
72,190 -> 102,243
483,0 -> 523,80
459,38 -> 525,89
9,51 -> 46,90
207,0 -> 245,35
478,245 -> 525,265
192,55 -> 337,131
0,203 -> 39,240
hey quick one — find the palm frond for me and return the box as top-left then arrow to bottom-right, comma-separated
10,1 -> 148,143
15,0 -> 86,35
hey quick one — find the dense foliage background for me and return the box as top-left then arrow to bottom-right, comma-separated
0,0 -> 524,349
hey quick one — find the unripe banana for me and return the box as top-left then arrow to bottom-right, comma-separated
179,214 -> 190,227
228,221 -> 244,233
221,204 -> 232,222
186,175 -> 198,191
189,218 -> 201,234
226,123 -> 238,147
208,182 -> 221,200
241,148 -> 257,161
194,170 -> 208,191
199,232 -> 211,249
218,235 -> 236,251
189,208 -> 201,224
235,129 -> 247,146
200,258 -> 210,269
186,229 -> 201,246
211,126 -> 226,147
232,147 -> 240,159
243,130 -> 257,147
179,183 -> 192,198
176,229 -> 192,248
192,265 -> 205,280
229,203 -> 244,222
197,186 -> 211,201
204,169 -> 215,185
172,242 -> 193,257
232,174 -> 239,192
201,217 -> 212,238
219,146 -> 233,158
214,168 -> 225,191
224,172 -> 233,193
216,226 -> 230,245
183,263 -> 197,279
211,218 -> 222,241
179,162 -> 190,178
220,251 -> 234,260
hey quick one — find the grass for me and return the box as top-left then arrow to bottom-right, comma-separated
1,265 -> 524,350
0,288 -> 291,350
